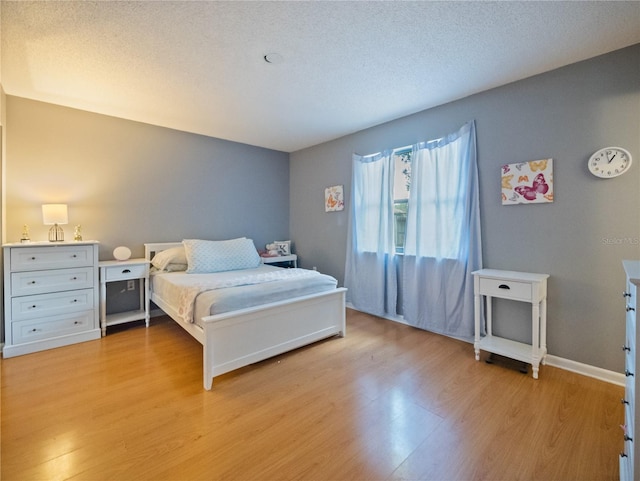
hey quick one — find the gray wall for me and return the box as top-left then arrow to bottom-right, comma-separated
5,97 -> 290,258
290,44 -> 640,372
4,97 -> 290,317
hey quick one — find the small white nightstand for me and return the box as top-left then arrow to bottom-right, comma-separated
99,258 -> 150,336
473,269 -> 549,379
261,254 -> 297,268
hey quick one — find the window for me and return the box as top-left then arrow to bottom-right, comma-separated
393,148 -> 411,253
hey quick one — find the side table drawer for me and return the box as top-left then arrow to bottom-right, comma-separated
10,245 -> 95,271
104,264 -> 147,281
11,288 -> 95,321
11,267 -> 95,297
11,310 -> 95,344
478,277 -> 531,301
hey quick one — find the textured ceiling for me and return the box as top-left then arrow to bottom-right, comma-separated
2,1 -> 639,152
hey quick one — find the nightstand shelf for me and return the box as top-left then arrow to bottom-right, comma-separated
261,254 -> 297,268
99,258 -> 150,335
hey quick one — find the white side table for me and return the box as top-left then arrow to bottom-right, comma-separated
99,258 -> 150,336
473,269 -> 549,379
261,254 -> 297,268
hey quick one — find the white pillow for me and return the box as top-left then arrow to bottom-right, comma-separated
151,246 -> 188,271
183,238 -> 260,273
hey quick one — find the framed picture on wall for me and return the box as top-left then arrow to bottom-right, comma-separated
325,185 -> 344,212
501,158 -> 554,205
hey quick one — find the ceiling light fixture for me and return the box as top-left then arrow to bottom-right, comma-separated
263,53 -> 283,64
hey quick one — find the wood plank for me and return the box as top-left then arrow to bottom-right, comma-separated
1,310 -> 623,480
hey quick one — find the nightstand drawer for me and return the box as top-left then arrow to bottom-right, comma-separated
11,310 -> 95,344
478,277 -> 531,301
103,263 -> 147,281
11,288 -> 95,321
11,267 -> 94,296
10,245 -> 94,271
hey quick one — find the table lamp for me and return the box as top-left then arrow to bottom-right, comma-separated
42,204 -> 68,242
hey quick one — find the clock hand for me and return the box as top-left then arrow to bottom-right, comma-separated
608,153 -> 616,163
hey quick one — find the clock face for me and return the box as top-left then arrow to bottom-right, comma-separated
588,147 -> 633,178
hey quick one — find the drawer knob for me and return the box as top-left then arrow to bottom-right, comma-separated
71,277 -> 77,281
622,398 -> 630,405
626,306 -> 636,312
498,284 -> 510,290
30,305 -> 37,309
623,345 -> 631,352
623,291 -> 632,298
624,435 -> 633,442
72,254 -> 77,258
122,269 -> 131,274
625,370 -> 634,377
72,299 -> 78,303
30,256 -> 36,260
28,281 -> 36,285
621,452 -> 628,458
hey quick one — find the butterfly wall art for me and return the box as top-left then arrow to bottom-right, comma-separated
501,158 -> 554,205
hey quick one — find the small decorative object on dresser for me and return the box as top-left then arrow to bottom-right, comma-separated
473,268 -> 549,379
98,258 -> 150,336
2,241 -> 101,357
620,260 -> 639,481
20,224 -> 30,243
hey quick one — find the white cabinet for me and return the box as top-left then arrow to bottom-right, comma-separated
621,260 -> 639,481
3,242 -> 101,357
99,258 -> 150,335
473,269 -> 549,379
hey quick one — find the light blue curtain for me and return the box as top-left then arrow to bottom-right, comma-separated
344,151 -> 398,318
402,120 -> 481,339
345,120 -> 481,340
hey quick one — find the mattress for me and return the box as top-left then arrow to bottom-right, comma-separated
151,265 -> 338,326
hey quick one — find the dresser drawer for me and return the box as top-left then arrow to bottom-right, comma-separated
11,288 -> 95,321
627,315 -> 636,358
103,263 -> 147,281
10,245 -> 94,271
478,277 -> 532,301
11,267 -> 95,297
625,400 -> 634,439
11,310 -> 95,344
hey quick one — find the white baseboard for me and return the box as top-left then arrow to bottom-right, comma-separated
346,303 -> 625,387
544,355 -> 625,386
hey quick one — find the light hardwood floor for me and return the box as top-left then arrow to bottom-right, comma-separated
1,309 -> 623,481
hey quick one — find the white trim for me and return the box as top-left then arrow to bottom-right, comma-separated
544,355 -> 625,386
346,303 -> 624,386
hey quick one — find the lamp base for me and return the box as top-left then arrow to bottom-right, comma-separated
49,224 -> 65,242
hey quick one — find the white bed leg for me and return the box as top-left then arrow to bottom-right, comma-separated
203,345 -> 214,390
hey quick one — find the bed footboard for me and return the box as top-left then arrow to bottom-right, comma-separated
201,287 -> 346,390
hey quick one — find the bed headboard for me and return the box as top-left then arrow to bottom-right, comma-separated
144,242 -> 183,261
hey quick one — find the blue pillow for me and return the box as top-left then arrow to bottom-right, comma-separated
183,238 -> 261,273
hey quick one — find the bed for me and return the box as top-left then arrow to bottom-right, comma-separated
144,240 -> 347,390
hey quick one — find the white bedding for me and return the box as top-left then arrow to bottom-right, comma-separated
151,265 -> 338,326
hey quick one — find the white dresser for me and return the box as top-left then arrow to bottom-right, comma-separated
473,269 -> 549,379
621,260 -> 639,481
2,241 -> 101,358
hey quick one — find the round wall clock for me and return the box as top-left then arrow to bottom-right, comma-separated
588,146 -> 632,178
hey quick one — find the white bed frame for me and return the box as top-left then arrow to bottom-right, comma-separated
144,242 -> 347,390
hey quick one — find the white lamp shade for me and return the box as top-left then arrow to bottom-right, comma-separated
42,204 -> 68,225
